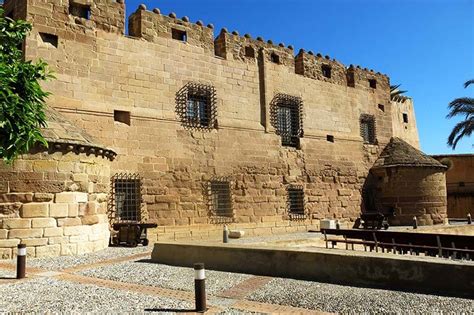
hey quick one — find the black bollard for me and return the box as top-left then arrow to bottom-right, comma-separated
413,216 -> 418,229
16,244 -> 26,279
223,224 -> 229,243
194,263 -> 206,312
468,213 -> 472,224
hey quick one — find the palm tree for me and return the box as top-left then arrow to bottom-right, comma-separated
447,80 -> 474,149
390,84 -> 408,102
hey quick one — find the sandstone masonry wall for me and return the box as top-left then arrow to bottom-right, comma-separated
391,98 -> 420,149
0,150 -> 110,258
2,0 -> 432,239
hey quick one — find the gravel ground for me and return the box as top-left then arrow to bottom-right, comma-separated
79,260 -> 252,296
0,277 -> 193,314
248,278 -> 474,314
3,246 -> 151,271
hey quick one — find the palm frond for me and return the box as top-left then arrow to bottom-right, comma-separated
464,79 -> 474,88
447,97 -> 474,118
447,118 -> 474,149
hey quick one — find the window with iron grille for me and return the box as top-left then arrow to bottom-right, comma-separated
209,181 -> 233,218
270,94 -> 303,148
110,173 -> 142,223
360,114 -> 376,144
288,186 -> 305,219
176,82 -> 217,130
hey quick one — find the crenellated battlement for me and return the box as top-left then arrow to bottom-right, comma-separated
295,50 -> 346,86
129,5 -> 215,53
214,28 -> 295,67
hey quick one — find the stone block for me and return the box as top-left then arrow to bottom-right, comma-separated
0,239 -> 20,247
48,236 -> 69,245
2,218 -> 31,229
81,215 -> 100,225
9,228 -> 43,239
77,242 -> 94,255
36,244 -> 61,258
0,229 -> 7,239
68,203 -> 79,217
57,218 -> 82,227
61,243 -> 77,256
33,193 -> 55,202
64,225 -> 90,236
50,203 -> 69,218
0,248 -> 12,259
69,234 -> 89,243
20,203 -> 49,218
31,218 -> 57,228
55,192 -> 88,203
44,227 -> 64,237
20,238 -> 49,246
228,230 -> 245,239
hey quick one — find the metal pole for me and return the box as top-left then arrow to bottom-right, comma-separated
194,263 -> 206,313
468,213 -> 472,224
412,216 -> 417,229
223,224 -> 229,243
16,244 -> 26,279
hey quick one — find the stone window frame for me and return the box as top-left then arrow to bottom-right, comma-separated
207,178 -> 234,224
360,114 -> 377,144
287,185 -> 306,220
321,64 -> 332,78
270,93 -> 304,148
69,1 -> 91,20
176,82 -> 217,131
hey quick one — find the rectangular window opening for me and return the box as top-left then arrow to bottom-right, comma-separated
69,2 -> 91,20
403,113 -> 409,123
114,110 -> 131,125
245,46 -> 255,58
112,175 -> 141,222
369,79 -> 377,89
360,114 -> 376,144
378,104 -> 385,112
347,72 -> 355,87
186,94 -> 210,127
39,32 -> 58,48
172,28 -> 187,42
210,181 -> 233,218
288,186 -> 305,220
322,65 -> 331,78
270,52 -> 280,64
326,135 -> 334,143
277,105 -> 300,148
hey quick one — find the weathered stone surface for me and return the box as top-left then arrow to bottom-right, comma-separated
49,203 -> 69,218
2,218 -> 31,229
31,218 -> 57,228
20,203 -> 49,218
44,227 -> 64,237
9,228 -> 43,239
55,192 -> 88,203
35,244 -> 61,258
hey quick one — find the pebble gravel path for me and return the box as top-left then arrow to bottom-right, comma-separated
3,246 -> 150,271
248,278 -> 474,314
0,277 -> 193,314
79,260 -> 253,296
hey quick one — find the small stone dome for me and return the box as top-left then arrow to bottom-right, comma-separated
370,137 -> 447,226
0,107 -> 115,259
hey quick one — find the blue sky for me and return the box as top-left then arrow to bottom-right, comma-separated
126,0 -> 473,154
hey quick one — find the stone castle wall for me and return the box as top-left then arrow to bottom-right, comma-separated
391,98 -> 420,149
0,150 -> 110,258
2,0 -> 431,239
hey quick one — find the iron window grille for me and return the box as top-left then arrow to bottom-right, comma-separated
109,173 -> 142,223
287,186 -> 306,220
360,114 -> 376,144
176,82 -> 217,130
270,94 -> 303,148
208,180 -> 233,221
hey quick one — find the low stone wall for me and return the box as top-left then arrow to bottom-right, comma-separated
0,150 -> 111,259
152,242 -> 474,298
147,220 -> 321,242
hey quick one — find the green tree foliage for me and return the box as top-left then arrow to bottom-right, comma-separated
447,80 -> 474,149
0,8 -> 51,163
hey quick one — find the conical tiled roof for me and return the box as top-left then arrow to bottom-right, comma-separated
373,137 -> 446,169
39,107 -> 116,160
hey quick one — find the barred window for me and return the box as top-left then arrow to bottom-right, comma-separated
69,2 -> 91,19
176,82 -> 217,130
271,94 -> 303,148
288,186 -> 305,220
360,114 -> 376,144
111,173 -> 142,223
209,181 -> 233,218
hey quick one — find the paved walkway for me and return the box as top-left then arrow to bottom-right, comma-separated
0,251 -> 324,314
